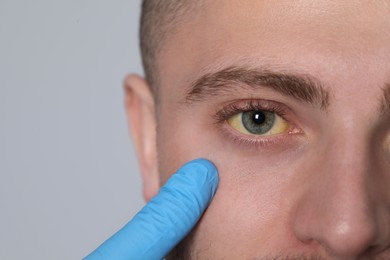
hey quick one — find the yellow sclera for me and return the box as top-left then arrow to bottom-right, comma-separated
227,112 -> 289,136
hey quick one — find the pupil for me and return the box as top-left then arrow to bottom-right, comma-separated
252,111 -> 266,125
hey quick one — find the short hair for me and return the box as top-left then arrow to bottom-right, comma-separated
140,0 -> 196,96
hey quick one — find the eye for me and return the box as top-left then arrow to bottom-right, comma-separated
227,110 -> 289,136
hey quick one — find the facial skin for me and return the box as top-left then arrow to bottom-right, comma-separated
126,0 -> 390,259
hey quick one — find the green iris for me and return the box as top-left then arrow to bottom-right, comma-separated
241,110 -> 276,134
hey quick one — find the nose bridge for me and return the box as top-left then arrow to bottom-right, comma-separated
294,123 -> 390,257
326,123 -> 371,182
321,112 -> 378,190
323,128 -> 377,240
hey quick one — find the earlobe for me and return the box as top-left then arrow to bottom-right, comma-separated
124,74 -> 159,202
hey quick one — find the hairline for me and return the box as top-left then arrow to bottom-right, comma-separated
140,0 -> 201,99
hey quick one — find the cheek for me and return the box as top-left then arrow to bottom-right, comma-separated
156,108 -> 222,182
156,107 -> 310,256
189,160 -> 306,257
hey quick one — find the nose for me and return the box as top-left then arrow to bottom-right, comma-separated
293,132 -> 390,258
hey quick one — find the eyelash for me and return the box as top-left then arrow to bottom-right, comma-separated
214,99 -> 301,148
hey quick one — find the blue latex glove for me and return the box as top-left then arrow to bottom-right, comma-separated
84,158 -> 219,260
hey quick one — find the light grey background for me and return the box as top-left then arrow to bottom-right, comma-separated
0,1 -> 145,259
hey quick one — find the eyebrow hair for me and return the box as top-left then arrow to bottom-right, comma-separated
185,66 -> 330,109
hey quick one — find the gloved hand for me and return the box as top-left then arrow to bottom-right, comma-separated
84,158 -> 219,260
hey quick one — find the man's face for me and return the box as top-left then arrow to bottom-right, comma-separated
154,1 -> 390,258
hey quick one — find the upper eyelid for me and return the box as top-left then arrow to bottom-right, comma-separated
214,99 -> 291,122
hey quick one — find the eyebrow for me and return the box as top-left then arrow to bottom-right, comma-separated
184,66 -> 330,109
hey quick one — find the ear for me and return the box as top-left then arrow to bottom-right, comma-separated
124,74 -> 159,202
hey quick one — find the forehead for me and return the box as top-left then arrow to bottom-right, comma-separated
157,0 -> 390,105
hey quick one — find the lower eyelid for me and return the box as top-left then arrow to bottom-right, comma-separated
218,121 -> 303,150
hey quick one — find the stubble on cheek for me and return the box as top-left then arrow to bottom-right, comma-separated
166,227 -> 198,260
